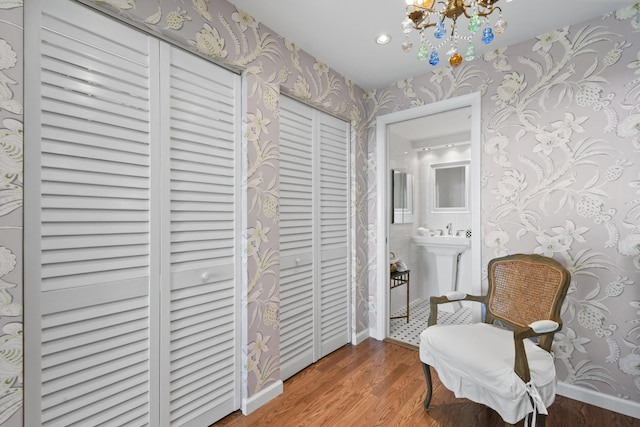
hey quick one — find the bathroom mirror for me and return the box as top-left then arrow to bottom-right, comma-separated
391,169 -> 413,223
432,161 -> 469,212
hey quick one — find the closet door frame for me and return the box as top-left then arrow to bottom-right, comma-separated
23,2 -> 45,424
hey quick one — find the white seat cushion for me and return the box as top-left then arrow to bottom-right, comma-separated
420,323 -> 556,424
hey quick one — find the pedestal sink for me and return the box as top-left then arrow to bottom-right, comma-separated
412,235 -> 470,312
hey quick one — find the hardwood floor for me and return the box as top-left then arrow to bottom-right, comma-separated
213,339 -> 639,427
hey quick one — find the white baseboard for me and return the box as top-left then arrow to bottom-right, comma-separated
241,380 -> 283,415
369,327 -> 384,341
353,329 -> 370,345
557,381 -> 640,419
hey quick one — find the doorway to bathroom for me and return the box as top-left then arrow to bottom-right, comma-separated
374,93 -> 483,347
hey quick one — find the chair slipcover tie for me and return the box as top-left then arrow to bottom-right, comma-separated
524,380 -> 548,427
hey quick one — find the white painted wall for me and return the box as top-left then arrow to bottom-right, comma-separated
414,145 -> 472,302
388,134 -> 420,314
388,141 -> 473,310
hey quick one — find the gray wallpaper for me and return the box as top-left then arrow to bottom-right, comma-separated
0,0 -> 638,425
0,1 -> 23,425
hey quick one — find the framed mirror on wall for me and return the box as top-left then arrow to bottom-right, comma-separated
391,169 -> 413,223
431,161 -> 469,212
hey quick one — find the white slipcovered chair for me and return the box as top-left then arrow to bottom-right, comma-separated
420,254 -> 571,426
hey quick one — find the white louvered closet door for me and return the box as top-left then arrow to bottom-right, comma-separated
278,97 -> 315,381
317,114 -> 351,358
27,1 -> 240,426
32,0 -> 159,425
278,97 -> 350,379
162,45 -> 240,426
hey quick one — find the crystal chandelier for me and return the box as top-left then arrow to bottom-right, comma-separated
402,0 -> 507,68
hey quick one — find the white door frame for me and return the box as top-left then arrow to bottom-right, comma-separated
373,92 -> 483,340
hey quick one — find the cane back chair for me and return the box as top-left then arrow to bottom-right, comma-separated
419,254 -> 571,426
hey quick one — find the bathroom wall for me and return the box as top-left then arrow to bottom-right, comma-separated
389,133 -> 420,312
418,144 -> 472,234
414,145 -> 473,301
389,218 -> 417,313
389,141 -> 474,309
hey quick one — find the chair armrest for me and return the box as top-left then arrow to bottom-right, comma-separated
512,321 -> 562,382
444,291 -> 467,300
428,294 -> 487,326
529,320 -> 559,334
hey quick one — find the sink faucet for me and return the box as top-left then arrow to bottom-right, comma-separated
446,223 -> 452,235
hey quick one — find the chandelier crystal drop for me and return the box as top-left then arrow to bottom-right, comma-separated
434,20 -> 446,38
418,43 -> 429,60
481,26 -> 494,44
468,14 -> 481,33
494,15 -> 507,34
428,50 -> 440,66
449,52 -> 463,68
402,37 -> 414,52
464,43 -> 476,61
402,0 -> 506,68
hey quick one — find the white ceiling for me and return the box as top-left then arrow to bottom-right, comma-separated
226,0 -> 637,90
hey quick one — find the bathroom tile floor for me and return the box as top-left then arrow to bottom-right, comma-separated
389,298 -> 472,347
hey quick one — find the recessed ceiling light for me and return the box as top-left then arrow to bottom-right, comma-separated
375,34 -> 391,45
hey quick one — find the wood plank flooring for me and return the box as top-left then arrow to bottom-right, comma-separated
213,339 -> 639,427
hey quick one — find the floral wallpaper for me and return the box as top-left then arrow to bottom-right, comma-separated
0,1 -> 23,425
5,0 -> 369,422
366,4 -> 640,406
1,0 -> 639,425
